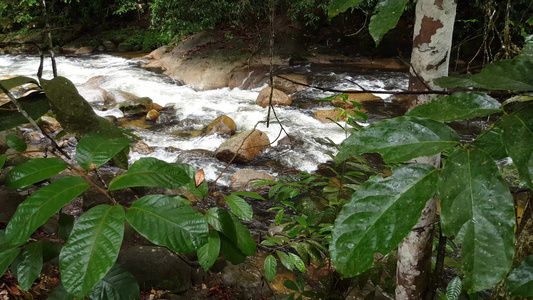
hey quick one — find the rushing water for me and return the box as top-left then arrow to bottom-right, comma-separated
0,54 -> 408,185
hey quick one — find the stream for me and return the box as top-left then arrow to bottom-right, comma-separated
0,54 -> 409,185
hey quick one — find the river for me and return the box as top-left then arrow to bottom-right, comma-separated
0,54 -> 409,185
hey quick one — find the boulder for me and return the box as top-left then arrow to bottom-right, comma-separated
331,91 -> 381,108
117,246 -> 192,293
115,91 -> 154,114
313,108 -> 366,123
102,40 -> 117,51
215,130 -> 270,164
256,87 -> 291,108
273,74 -> 308,94
146,109 -> 160,121
74,47 -> 94,54
39,115 -> 62,133
230,169 -> 274,191
205,115 -> 236,136
132,141 -> 154,154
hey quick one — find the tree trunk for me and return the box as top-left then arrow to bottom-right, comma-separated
396,1 -> 457,299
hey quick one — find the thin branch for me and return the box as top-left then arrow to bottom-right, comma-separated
266,0 -> 275,128
41,0 -> 57,78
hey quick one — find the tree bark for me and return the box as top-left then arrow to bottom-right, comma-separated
396,1 -> 457,299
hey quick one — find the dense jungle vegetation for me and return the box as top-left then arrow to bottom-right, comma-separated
1,1 -> 533,300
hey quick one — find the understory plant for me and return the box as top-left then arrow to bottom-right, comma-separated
0,74 -> 261,299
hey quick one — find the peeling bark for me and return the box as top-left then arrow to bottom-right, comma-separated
396,1 -> 457,299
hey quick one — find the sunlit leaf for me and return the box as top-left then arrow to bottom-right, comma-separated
406,92 -> 502,122
197,230 -> 221,270
16,242 -> 43,291
289,253 -> 305,273
126,195 -> 208,253
501,108 -> 533,189
5,158 -> 66,189
6,134 -> 27,152
368,0 -> 409,44
331,164 -> 438,277
109,158 -> 189,190
264,254 -> 277,281
6,177 -> 90,245
336,116 -> 459,163
88,264 -> 140,300
76,134 -> 131,170
439,148 -> 514,291
508,254 -> 533,297
328,0 -> 365,19
225,195 -> 253,221
60,205 -> 125,298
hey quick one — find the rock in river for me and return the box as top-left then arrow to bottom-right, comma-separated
215,130 -> 270,164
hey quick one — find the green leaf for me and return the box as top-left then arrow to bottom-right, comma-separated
109,158 -> 189,190
220,235 -> 246,264
0,92 -> 50,131
435,59 -> 533,91
6,134 -> 27,152
264,254 -> 277,281
197,230 -> 221,271
406,92 -> 502,122
473,124 -> 507,160
501,109 -> 533,189
284,279 -> 300,292
16,242 -> 43,291
289,253 -> 306,273
0,154 -> 6,169
368,0 -> 409,44
47,284 -> 74,300
76,134 -> 131,170
327,0 -> 364,19
330,164 -> 438,277
446,277 -> 462,300
60,205 -> 125,298
88,264 -> 140,300
206,208 -> 256,256
507,254 -> 533,297
5,157 -> 66,189
126,195 -> 208,253
276,251 -> 294,271
0,76 -> 38,90
336,116 -> 460,163
225,195 -> 253,221
6,176 -> 90,245
0,245 -> 21,277
173,163 -> 209,198
438,149 -> 514,291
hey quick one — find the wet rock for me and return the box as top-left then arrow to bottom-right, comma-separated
205,115 -> 236,136
313,109 -> 345,123
220,256 -> 274,299
230,169 -> 274,191
74,47 -> 94,54
146,109 -> 160,121
256,87 -> 291,108
215,130 -> 270,164
102,40 -> 117,51
276,134 -> 305,149
145,103 -> 164,111
132,141 -> 154,154
78,78 -> 115,105
177,149 -> 214,162
83,76 -> 107,88
146,46 -> 171,60
331,91 -> 382,108
114,91 -> 154,114
117,246 -> 192,293
273,74 -> 308,94
39,116 -> 62,133
25,132 -> 43,143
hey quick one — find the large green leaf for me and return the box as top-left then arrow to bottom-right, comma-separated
501,109 -> 533,189
327,0 -> 365,19
264,254 -> 277,281
88,264 -> 140,300
368,0 -> 409,44
173,163 -> 209,198
225,195 -> 253,221
220,235 -> 246,264
16,242 -> 43,291
473,124 -> 507,160
6,134 -> 27,152
60,205 -> 125,298
76,134 -> 131,170
0,245 -> 20,277
507,254 -> 533,297
109,158 -> 189,190
6,176 -> 90,245
0,76 -> 38,91
5,158 -> 67,189
125,195 -> 208,253
438,149 -> 515,291
406,92 -> 502,122
435,59 -> 533,91
197,230 -> 221,270
330,164 -> 438,277
0,92 -> 50,131
206,208 -> 256,256
336,116 -> 460,163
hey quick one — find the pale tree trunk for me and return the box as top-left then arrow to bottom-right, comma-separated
396,1 -> 457,299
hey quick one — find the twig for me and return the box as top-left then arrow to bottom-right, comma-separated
266,0 -> 275,128
41,0 -> 57,78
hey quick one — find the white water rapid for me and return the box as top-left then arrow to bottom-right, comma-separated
0,54 -> 408,185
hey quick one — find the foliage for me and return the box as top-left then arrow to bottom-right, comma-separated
0,74 -> 260,299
